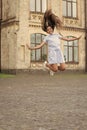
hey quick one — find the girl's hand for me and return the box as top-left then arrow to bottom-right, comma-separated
78,35 -> 82,39
26,44 -> 31,50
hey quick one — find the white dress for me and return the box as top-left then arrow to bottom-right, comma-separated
43,33 -> 65,64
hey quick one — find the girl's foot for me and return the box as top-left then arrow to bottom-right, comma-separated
50,70 -> 55,76
43,61 -> 47,71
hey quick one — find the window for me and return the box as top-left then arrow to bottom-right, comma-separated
62,0 -> 77,18
30,33 -> 47,62
30,0 -> 47,13
64,36 -> 79,63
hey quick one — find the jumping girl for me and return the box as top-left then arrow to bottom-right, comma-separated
26,9 -> 81,75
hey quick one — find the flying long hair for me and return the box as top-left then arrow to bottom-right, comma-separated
42,9 -> 62,32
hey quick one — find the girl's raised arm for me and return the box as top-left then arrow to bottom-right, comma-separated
26,41 -> 45,50
61,35 -> 82,42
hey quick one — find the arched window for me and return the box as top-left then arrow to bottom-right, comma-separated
62,0 -> 77,18
30,33 -> 47,62
30,0 -> 47,13
64,36 -> 79,63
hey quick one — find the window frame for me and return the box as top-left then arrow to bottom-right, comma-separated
64,36 -> 79,64
30,0 -> 48,13
62,0 -> 77,19
30,33 -> 47,62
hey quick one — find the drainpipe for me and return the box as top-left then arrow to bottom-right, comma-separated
0,0 -> 2,72
85,0 -> 87,72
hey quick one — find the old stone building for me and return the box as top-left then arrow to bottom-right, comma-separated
85,0 -> 87,72
0,0 -> 86,73
0,0 -> 2,71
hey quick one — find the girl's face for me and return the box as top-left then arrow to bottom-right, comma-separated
46,26 -> 54,34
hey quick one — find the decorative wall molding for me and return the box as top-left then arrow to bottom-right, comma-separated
63,17 -> 81,27
29,12 -> 43,23
29,22 -> 41,28
28,13 -> 43,28
1,20 -> 19,28
62,26 -> 85,32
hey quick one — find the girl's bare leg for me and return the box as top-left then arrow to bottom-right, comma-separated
46,63 -> 65,72
58,63 -> 66,71
46,63 -> 58,72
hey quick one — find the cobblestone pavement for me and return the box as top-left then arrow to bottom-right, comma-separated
0,71 -> 87,130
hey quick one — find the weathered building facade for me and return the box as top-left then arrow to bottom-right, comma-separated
85,0 -> 87,71
0,0 -> 2,71
0,0 -> 86,73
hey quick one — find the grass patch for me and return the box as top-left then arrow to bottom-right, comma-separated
0,73 -> 15,78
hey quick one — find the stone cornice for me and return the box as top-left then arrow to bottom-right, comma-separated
29,22 -> 41,28
62,26 -> 85,32
1,17 -> 19,27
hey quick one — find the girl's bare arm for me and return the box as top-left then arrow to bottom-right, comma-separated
26,41 -> 45,50
61,35 -> 82,41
